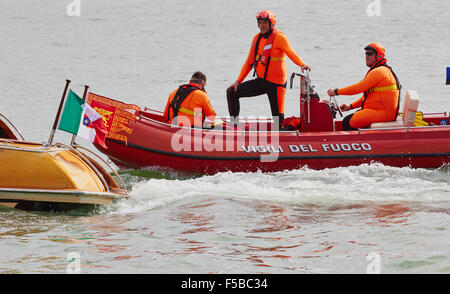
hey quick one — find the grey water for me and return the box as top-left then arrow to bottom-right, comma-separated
0,0 -> 449,274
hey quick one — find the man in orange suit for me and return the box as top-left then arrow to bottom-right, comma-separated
327,43 -> 401,130
164,71 -> 216,128
226,10 -> 311,128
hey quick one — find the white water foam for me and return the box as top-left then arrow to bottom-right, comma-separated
105,164 -> 450,214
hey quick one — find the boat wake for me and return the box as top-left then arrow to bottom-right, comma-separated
103,163 -> 450,214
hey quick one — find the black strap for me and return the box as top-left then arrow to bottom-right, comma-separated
385,64 -> 402,119
252,31 -> 276,81
263,56 -> 271,80
168,84 -> 198,122
251,33 -> 263,77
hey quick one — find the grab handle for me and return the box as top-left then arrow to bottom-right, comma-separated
290,72 -> 306,89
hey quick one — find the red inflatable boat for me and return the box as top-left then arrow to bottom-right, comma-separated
88,74 -> 450,174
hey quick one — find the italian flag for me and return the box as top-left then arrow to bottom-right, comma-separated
58,89 -> 108,149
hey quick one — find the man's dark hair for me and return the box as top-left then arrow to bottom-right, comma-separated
190,71 -> 207,84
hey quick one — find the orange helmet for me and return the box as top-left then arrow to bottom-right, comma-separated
364,43 -> 386,61
256,10 -> 276,30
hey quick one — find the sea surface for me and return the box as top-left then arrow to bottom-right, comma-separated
0,0 -> 449,274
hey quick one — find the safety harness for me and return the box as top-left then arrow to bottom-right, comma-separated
168,83 -> 204,124
250,29 -> 285,80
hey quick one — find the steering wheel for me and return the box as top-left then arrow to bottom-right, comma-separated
331,96 -> 343,117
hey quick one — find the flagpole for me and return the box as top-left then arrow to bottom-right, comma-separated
70,85 -> 90,146
47,79 -> 71,146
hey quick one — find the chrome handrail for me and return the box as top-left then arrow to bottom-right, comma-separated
0,113 -> 25,141
72,144 -> 128,193
54,142 -> 111,193
0,138 -> 14,144
0,139 -> 48,152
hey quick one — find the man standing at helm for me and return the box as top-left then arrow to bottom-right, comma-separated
327,43 -> 401,130
226,10 -> 311,128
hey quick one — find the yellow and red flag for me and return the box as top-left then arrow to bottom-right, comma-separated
87,92 -> 141,144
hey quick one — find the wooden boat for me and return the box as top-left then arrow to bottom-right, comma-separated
0,113 -> 128,211
88,74 -> 450,175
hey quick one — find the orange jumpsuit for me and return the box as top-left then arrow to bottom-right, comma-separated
338,66 -> 399,129
238,31 -> 305,86
228,30 -> 305,119
163,85 -> 216,128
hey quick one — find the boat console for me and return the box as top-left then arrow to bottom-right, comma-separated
290,72 -> 338,132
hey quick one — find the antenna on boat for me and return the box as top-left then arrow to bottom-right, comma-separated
70,85 -> 90,146
47,79 -> 71,147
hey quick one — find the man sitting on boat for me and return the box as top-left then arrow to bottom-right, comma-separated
164,71 -> 217,128
327,43 -> 401,130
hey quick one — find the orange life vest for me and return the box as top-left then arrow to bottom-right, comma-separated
250,29 -> 280,79
236,30 -> 304,85
164,83 -> 216,128
167,83 -> 204,122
